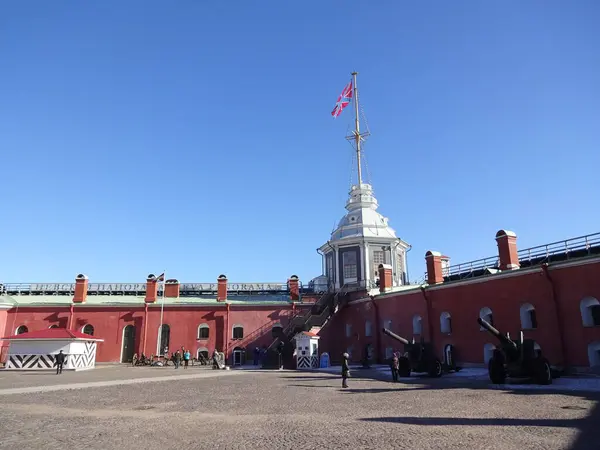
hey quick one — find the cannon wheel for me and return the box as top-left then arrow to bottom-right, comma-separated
532,357 -> 552,385
398,356 -> 411,377
488,353 -> 506,384
428,359 -> 443,378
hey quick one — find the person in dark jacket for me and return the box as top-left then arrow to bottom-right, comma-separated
55,350 -> 66,375
391,352 -> 399,382
341,352 -> 350,388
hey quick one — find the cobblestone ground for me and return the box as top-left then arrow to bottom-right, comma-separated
0,366 -> 598,450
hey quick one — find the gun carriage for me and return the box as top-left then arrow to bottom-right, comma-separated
382,328 -> 460,377
477,317 -> 553,385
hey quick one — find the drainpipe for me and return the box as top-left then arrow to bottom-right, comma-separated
68,304 -> 74,330
142,302 -> 149,355
225,303 -> 230,361
316,248 -> 325,276
405,244 -> 412,284
370,295 -> 381,364
541,263 -> 567,369
419,286 -> 435,342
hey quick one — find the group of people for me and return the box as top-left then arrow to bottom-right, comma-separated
165,346 -> 191,369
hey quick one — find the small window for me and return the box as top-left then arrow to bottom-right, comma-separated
383,319 -> 392,330
520,303 -> 537,330
373,251 -> 385,265
412,315 -> 422,335
232,325 -> 244,340
197,348 -> 209,361
580,297 -> 600,327
49,324 -> 59,329
385,347 -> 393,359
16,325 -> 28,335
198,324 -> 210,339
365,320 -> 372,337
479,307 -> 494,330
82,324 -> 94,336
345,323 -> 352,338
440,312 -> 452,334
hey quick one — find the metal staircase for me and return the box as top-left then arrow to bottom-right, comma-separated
262,286 -> 351,369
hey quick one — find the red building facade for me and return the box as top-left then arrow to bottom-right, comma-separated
318,230 -> 600,372
0,275 -> 316,364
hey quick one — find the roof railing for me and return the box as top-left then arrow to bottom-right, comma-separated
517,232 -> 600,263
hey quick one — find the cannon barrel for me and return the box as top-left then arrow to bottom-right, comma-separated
477,318 -> 517,351
382,328 -> 409,345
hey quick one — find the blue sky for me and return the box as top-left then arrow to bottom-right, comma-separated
1,1 -> 599,285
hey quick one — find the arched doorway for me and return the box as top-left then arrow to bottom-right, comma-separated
158,324 -> 170,356
121,325 -> 136,363
232,346 -> 245,366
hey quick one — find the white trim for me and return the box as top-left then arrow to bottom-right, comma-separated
231,324 -> 244,340
197,323 -> 210,340
157,324 -> 170,355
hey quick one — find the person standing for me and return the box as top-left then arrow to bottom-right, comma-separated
391,352 -> 399,382
183,349 -> 190,369
341,352 -> 350,388
55,350 -> 66,375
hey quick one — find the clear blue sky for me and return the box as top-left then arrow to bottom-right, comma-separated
1,1 -> 599,284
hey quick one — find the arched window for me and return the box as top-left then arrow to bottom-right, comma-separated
440,312 -> 452,334
520,303 -> 537,330
158,324 -> 170,355
479,307 -> 494,330
383,319 -> 392,330
412,315 -> 422,335
365,320 -> 372,337
587,341 -> 600,368
82,324 -> 94,336
580,297 -> 600,327
49,324 -> 59,329
197,347 -> 209,361
232,325 -> 244,340
345,323 -> 352,338
483,343 -> 495,364
533,341 -> 542,358
385,347 -> 394,359
16,325 -> 28,335
197,324 -> 209,339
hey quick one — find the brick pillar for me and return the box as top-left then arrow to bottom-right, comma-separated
378,264 -> 393,293
73,273 -> 88,303
164,279 -> 180,298
425,251 -> 444,285
288,275 -> 300,301
217,275 -> 227,302
496,230 -> 520,270
145,274 -> 159,303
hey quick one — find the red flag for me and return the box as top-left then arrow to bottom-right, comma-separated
156,273 -> 165,282
331,80 -> 353,118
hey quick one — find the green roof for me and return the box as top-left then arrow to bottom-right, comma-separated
0,294 -> 293,307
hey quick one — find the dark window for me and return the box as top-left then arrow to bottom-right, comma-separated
447,318 -> 452,333
159,324 -> 170,355
198,325 -> 209,339
16,325 -> 28,335
486,314 -> 494,327
82,324 -> 94,336
591,305 -> 600,326
232,326 -> 244,340
529,309 -> 538,329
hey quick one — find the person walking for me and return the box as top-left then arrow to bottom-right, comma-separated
341,352 -> 350,388
55,350 -> 66,375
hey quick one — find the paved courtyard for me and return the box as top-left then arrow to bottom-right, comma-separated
0,365 -> 598,449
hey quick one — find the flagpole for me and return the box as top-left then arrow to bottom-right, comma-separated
351,71 -> 362,186
158,270 -> 166,355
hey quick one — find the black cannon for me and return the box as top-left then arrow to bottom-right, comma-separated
477,317 -> 552,385
382,328 -> 460,377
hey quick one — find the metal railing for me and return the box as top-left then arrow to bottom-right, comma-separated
517,232 -> 600,264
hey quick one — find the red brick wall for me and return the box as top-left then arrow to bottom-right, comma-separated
323,259 -> 600,369
3,304 -> 301,363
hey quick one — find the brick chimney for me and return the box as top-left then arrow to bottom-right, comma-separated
145,274 -> 159,303
378,264 -> 393,293
217,274 -> 227,302
164,279 -> 180,298
288,275 -> 300,301
496,229 -> 520,270
73,273 -> 88,303
425,251 -> 445,285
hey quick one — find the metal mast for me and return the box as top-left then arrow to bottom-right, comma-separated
346,71 -> 369,186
